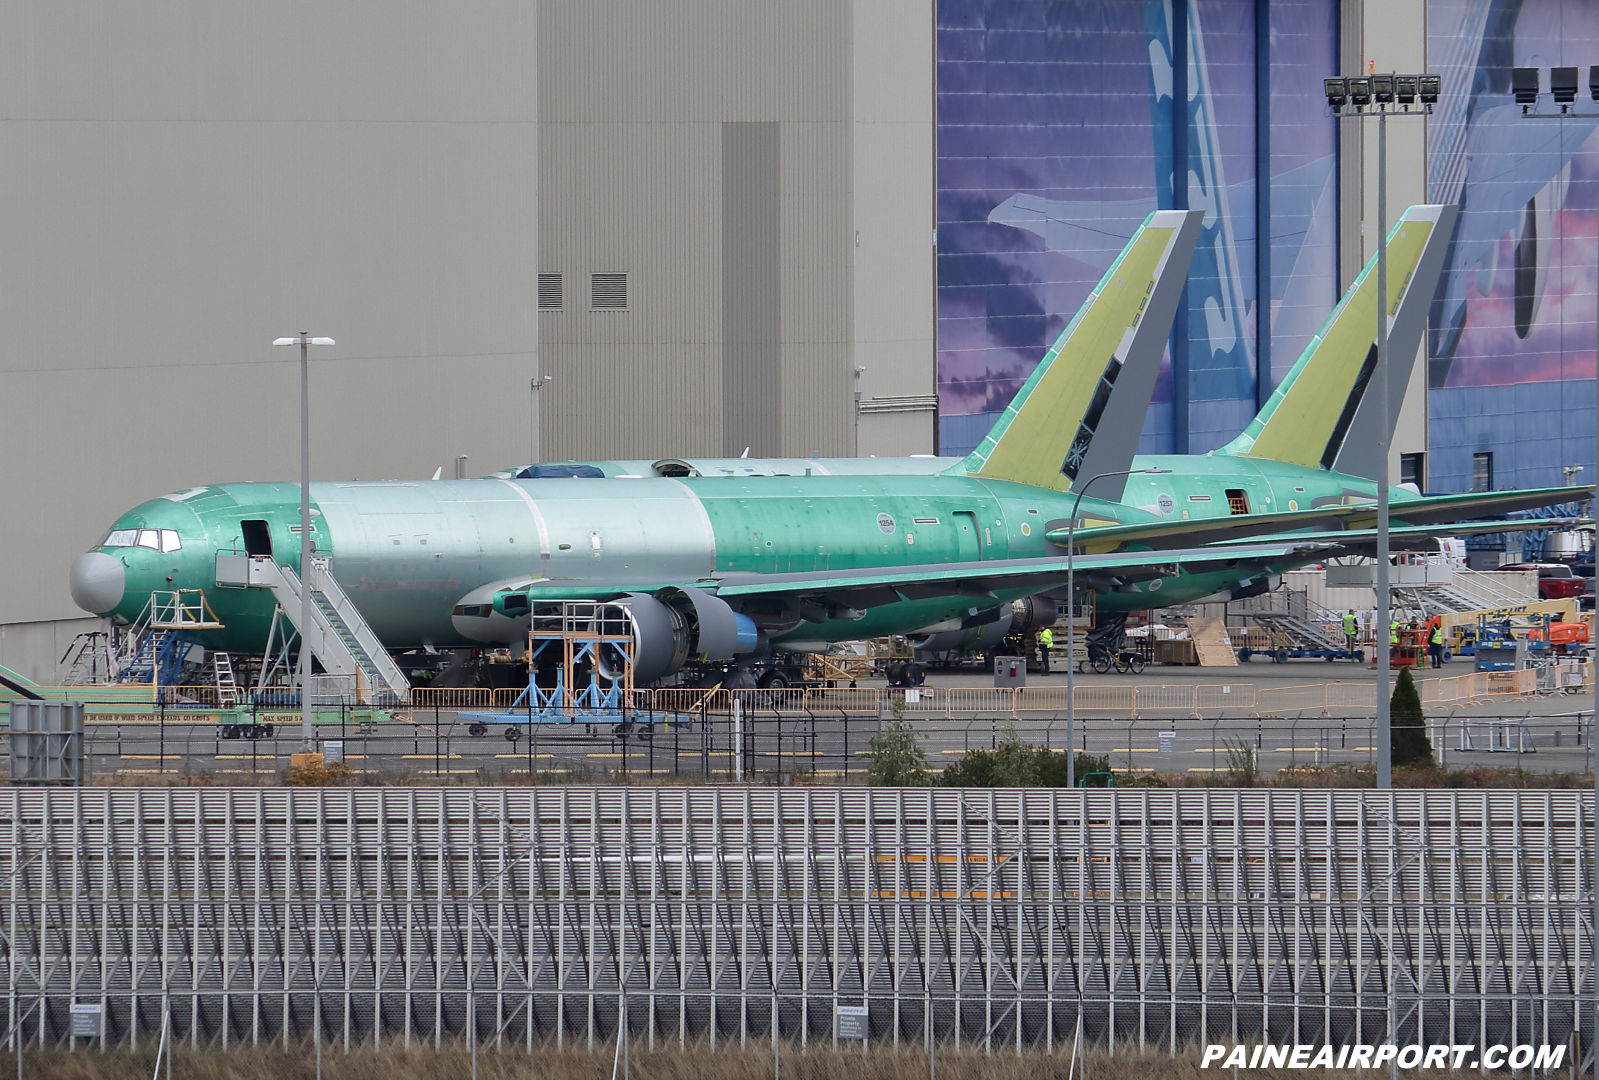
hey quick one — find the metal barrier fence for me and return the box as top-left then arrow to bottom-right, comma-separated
8,665 -> 1589,724
52,710 -> 1599,784
0,788 -> 1594,1060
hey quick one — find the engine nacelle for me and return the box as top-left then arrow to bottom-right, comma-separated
911,593 -> 1058,655
1008,594 -> 1059,636
913,607 -> 1014,655
451,580 -> 758,684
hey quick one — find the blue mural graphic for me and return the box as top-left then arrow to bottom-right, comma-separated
1426,0 -> 1599,492
935,0 -> 1337,459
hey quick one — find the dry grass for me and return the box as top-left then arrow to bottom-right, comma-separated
12,1041 -> 1511,1080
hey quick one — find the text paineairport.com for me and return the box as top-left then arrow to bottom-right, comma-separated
1201,1044 -> 1566,1070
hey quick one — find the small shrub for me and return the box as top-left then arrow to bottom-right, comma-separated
1390,666 -> 1433,768
867,720 -> 930,786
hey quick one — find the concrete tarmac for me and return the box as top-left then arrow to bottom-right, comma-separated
85,655 -> 1595,782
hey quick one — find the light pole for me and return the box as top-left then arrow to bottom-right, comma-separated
273,333 -> 335,752
1064,467 -> 1171,789
1324,72 -> 1437,788
1514,62 -> 1599,1068
531,373 -> 552,462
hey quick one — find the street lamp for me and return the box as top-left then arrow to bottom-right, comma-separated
1324,72 -> 1436,789
1063,467 -> 1171,789
273,333 -> 335,753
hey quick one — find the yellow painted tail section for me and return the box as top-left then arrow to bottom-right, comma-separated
954,209 -> 1202,492
1224,206 -> 1450,469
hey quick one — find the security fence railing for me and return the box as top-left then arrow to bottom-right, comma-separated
38,710 -> 1599,786
6,665 -> 1589,725
0,788 -> 1594,1063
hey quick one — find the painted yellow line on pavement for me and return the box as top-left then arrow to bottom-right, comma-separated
402,754 -> 462,759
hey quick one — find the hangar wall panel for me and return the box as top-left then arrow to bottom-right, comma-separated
852,0 -> 937,456
538,0 -> 930,464
0,1 -> 539,631
723,122 -> 784,457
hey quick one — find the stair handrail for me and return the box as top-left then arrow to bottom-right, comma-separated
304,558 -> 410,700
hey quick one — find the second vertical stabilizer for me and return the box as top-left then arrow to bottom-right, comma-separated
1221,204 -> 1456,474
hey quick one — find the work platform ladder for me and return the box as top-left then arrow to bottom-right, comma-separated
114,590 -> 224,685
219,554 -> 409,705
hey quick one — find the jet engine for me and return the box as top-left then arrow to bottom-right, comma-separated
911,594 -> 1057,655
451,580 -> 758,684
610,589 -> 761,683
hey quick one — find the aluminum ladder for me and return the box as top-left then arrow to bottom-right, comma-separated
213,651 -> 240,706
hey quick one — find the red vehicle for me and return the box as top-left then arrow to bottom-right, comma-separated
1499,562 -> 1588,601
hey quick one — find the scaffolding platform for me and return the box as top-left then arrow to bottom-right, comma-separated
460,600 -> 692,734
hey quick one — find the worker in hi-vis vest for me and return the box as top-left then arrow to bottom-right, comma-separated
1390,620 -> 1401,647
1428,619 -> 1444,668
1343,611 -> 1358,652
1038,626 -> 1053,675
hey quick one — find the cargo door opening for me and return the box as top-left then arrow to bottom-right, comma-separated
1224,489 -> 1250,515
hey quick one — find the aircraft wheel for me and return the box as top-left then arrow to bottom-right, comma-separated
756,670 -> 789,690
468,722 -> 488,737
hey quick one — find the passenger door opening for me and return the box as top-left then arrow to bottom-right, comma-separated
240,520 -> 273,558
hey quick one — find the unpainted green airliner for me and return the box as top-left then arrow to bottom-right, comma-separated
68,208 -> 1582,684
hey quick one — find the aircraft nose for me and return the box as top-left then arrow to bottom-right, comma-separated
70,551 -> 126,615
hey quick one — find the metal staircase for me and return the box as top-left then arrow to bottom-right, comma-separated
224,555 -> 409,704
1396,569 -> 1538,620
59,631 -> 115,685
1246,589 -> 1356,659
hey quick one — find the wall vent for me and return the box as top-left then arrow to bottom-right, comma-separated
537,274 -> 562,310
591,273 -> 628,310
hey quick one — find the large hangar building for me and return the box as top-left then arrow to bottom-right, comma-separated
3,0 -> 1594,678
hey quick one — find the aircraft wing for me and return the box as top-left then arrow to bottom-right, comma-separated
501,541 -> 1326,612
1045,486 -> 1590,551
1205,516 -> 1590,552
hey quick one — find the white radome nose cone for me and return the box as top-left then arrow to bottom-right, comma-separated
70,551 -> 125,615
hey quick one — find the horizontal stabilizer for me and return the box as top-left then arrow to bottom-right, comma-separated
1045,486 -> 1591,552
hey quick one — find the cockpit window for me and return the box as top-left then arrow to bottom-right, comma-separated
110,529 -> 181,552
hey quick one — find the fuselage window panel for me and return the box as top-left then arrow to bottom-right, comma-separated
104,530 -> 138,548
136,530 -> 161,550
159,530 -> 182,553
